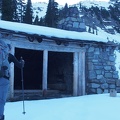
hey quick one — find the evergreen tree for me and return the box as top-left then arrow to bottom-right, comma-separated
45,0 -> 59,27
34,15 -> 39,25
12,0 -> 20,22
63,3 -> 68,17
38,17 -> 44,26
1,0 -> 13,21
17,0 -> 26,22
23,0 -> 33,24
59,3 -> 69,20
100,7 -> 110,19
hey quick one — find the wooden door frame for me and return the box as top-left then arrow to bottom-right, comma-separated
3,38 -> 85,98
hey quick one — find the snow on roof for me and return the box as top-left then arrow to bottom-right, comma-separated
0,20 -> 108,43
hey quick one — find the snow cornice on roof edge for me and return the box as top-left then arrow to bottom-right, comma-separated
0,20 -> 117,47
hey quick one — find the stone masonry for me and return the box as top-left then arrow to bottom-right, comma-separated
57,7 -> 86,32
86,45 -> 120,94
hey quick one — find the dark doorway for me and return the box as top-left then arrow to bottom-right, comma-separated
48,52 -> 73,95
14,48 -> 43,90
14,49 -> 73,95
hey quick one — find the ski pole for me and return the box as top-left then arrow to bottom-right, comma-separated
21,57 -> 26,114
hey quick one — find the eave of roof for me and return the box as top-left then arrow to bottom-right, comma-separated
0,20 -> 117,47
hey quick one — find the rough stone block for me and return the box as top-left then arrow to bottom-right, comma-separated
109,56 -> 115,62
116,87 -> 120,92
89,71 -> 96,79
89,79 -> 99,83
101,83 -> 108,89
99,79 -> 106,84
96,70 -> 102,75
104,89 -> 108,93
106,79 -> 115,84
97,88 -> 103,94
110,89 -> 117,97
109,84 -> 116,89
97,75 -> 103,79
94,65 -> 103,69
89,83 -> 100,88
88,62 -> 94,70
116,80 -> 120,87
105,73 -> 112,78
104,66 -> 111,70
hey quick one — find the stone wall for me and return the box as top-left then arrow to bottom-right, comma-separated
86,45 -> 119,94
57,7 -> 86,32
58,17 -> 86,32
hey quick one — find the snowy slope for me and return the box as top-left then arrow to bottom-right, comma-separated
75,1 -> 112,9
5,93 -> 120,120
32,2 -> 48,20
32,1 -> 112,19
32,2 -> 63,20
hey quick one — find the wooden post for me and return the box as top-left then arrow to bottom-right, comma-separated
78,52 -> 82,96
9,45 -> 15,99
78,51 -> 86,95
81,51 -> 85,95
42,50 -> 48,96
73,52 -> 79,96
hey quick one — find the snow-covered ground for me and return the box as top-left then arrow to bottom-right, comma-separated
5,93 -> 120,120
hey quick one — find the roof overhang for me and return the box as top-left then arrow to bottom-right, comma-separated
0,20 -> 118,47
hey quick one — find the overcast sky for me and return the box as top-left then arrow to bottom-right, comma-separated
29,0 -> 109,5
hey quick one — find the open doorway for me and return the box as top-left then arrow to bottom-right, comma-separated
14,48 -> 43,90
14,48 -> 73,96
48,52 -> 73,95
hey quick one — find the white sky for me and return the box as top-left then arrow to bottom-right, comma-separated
5,93 -> 120,120
29,0 -> 109,5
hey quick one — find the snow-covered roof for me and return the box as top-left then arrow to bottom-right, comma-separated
0,20 -> 108,43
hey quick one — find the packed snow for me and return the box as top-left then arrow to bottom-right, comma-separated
32,2 -> 48,20
5,93 -> 120,120
0,20 -> 108,42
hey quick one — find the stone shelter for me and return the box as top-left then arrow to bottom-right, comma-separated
0,20 -> 119,100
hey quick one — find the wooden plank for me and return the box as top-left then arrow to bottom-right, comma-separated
73,52 -> 79,96
42,50 -> 48,91
9,45 -> 15,99
1,37 -> 84,52
2,36 -> 86,98
78,52 -> 82,96
81,51 -> 86,95
78,51 -> 86,95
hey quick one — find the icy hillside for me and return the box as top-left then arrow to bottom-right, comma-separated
75,1 -> 113,9
32,2 -> 48,20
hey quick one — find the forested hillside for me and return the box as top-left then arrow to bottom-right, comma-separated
0,0 -> 120,34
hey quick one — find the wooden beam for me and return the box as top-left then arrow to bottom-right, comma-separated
81,51 -> 86,95
42,50 -> 48,91
9,45 -> 15,99
1,38 -> 84,52
73,52 -> 79,96
78,51 -> 86,95
78,52 -> 82,96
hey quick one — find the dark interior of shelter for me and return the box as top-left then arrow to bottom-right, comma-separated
14,48 -> 73,99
